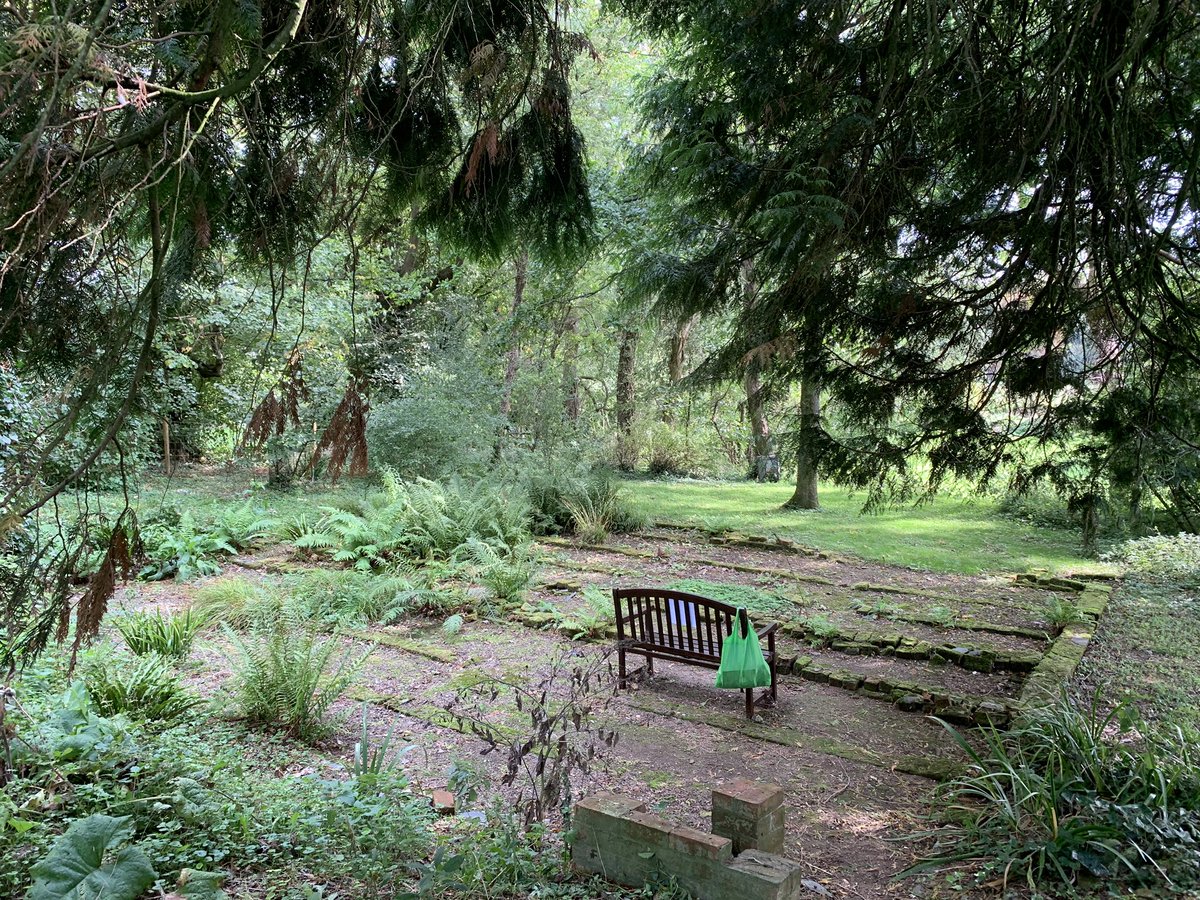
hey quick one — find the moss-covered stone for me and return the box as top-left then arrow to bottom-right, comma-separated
340,629 -> 456,662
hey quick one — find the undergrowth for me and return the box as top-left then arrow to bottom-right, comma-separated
909,693 -> 1200,893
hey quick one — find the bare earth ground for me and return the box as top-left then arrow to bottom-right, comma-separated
112,529 -> 1085,899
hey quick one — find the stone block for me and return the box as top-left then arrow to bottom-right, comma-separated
668,825 -> 733,861
430,790 -> 456,815
712,779 -> 785,855
722,849 -> 806,897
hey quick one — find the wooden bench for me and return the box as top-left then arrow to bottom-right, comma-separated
612,587 -> 779,718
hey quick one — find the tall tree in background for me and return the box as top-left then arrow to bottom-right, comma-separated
618,0 -> 1200,523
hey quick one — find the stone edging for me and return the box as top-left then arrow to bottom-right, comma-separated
1016,582 -> 1112,711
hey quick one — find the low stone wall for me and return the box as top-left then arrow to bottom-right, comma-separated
572,781 -> 808,900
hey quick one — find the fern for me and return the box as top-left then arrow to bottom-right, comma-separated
461,538 -> 537,605
223,612 -> 370,742
84,653 -> 202,724
211,502 -> 279,551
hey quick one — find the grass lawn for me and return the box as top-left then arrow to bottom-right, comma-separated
624,477 -> 1112,577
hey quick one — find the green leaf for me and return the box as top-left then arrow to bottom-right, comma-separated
28,814 -> 157,900
176,868 -> 228,899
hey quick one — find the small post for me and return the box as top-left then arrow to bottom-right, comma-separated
161,417 -> 172,475
712,779 -> 786,855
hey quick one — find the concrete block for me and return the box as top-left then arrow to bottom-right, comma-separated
712,779 -> 785,854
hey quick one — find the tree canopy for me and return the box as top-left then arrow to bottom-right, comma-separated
618,0 -> 1200,523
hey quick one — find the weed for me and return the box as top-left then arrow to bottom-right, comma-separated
926,605 -> 957,626
446,648 -> 619,826
113,609 -> 203,658
352,703 -> 411,779
861,599 -> 904,619
801,613 -> 840,645
192,576 -> 277,629
664,578 -> 796,619
1107,533 -> 1200,580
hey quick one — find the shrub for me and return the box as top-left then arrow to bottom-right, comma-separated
223,615 -> 370,741
113,609 -> 203,658
561,473 -> 645,543
83,654 -> 202,724
139,514 -> 234,581
908,693 -> 1200,891
645,422 -> 702,477
1106,533 -> 1200,580
520,461 -> 644,537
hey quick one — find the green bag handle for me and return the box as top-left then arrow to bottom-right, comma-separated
715,607 -> 772,689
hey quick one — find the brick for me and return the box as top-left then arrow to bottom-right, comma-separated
575,793 -> 646,819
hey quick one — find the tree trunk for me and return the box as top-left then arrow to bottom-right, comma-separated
744,354 -> 777,481
615,328 -> 639,470
785,378 -> 821,509
498,250 -> 528,419
161,418 -> 172,475
561,305 -> 580,424
663,313 -> 697,423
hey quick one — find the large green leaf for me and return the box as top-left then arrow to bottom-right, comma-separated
28,814 -> 157,900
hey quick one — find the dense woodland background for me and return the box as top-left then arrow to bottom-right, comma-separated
5,1 -> 1200,896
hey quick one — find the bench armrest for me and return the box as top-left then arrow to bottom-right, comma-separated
757,622 -> 780,638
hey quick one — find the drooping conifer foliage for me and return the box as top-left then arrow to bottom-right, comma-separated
0,0 -> 596,517
619,0 -> 1200,525
0,0 -> 597,662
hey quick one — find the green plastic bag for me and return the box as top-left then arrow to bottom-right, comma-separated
715,608 -> 772,689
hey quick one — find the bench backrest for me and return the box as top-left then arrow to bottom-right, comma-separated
612,587 -> 737,661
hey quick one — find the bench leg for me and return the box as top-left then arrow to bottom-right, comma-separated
745,688 -> 753,719
769,633 -> 778,700
645,650 -> 654,676
618,646 -> 627,688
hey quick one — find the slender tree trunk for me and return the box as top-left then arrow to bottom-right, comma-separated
615,328 -> 639,470
785,377 -> 821,509
161,418 -> 172,475
744,354 -> 777,480
663,313 -> 698,423
561,306 -> 580,424
498,250 -> 528,419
